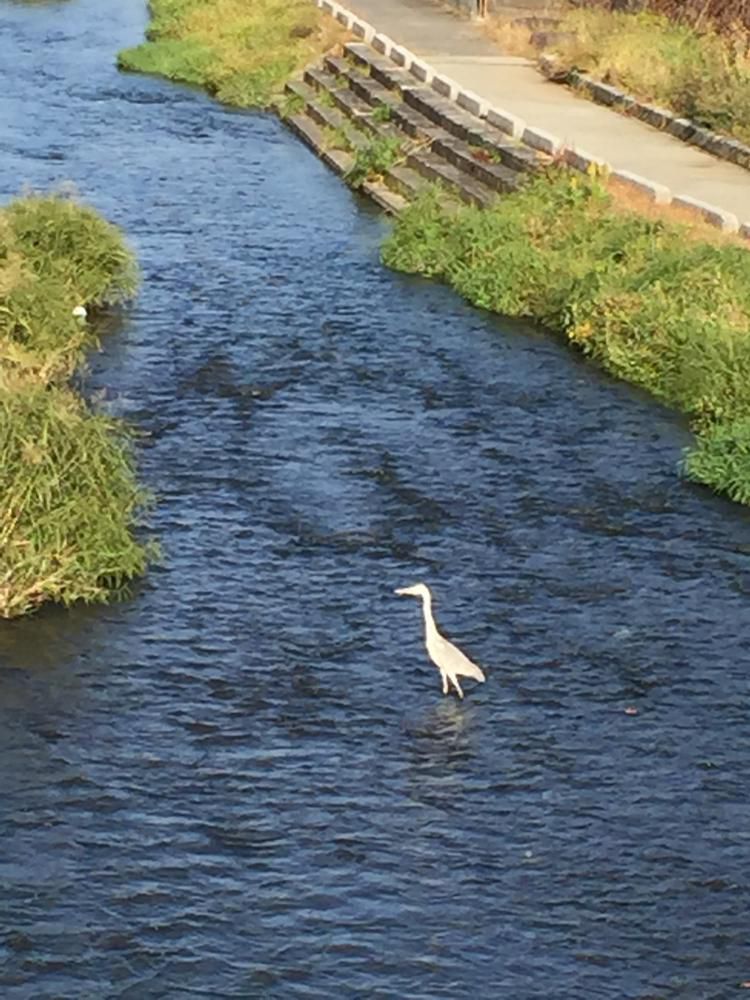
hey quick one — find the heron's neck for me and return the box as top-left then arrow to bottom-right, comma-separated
420,593 -> 439,640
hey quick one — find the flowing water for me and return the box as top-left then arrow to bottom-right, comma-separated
1,2 -> 749,997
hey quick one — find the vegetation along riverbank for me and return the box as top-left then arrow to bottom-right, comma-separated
120,2 -> 750,507
383,174 -> 750,504
0,194 -> 154,619
117,0 -> 345,107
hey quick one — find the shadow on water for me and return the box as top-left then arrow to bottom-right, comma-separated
1,0 -> 750,997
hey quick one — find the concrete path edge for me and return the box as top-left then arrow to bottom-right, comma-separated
312,0 -> 747,240
538,54 -> 750,177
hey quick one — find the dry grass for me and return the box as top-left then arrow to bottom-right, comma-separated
605,175 -> 746,247
483,17 -> 539,58
548,8 -> 750,143
485,6 -> 750,143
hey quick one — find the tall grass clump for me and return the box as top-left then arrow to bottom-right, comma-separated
0,194 -> 139,379
0,192 -> 153,618
549,9 -> 750,143
117,0 -> 347,108
382,173 -> 750,504
0,377 -> 155,619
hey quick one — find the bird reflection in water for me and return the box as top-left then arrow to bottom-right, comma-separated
403,697 -> 479,810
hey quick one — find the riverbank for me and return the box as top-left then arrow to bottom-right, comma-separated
119,0 -> 750,507
117,0 -> 346,107
383,175 -> 750,503
0,193 -> 153,618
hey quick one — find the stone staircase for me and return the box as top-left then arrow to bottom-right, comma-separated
284,41 -> 548,214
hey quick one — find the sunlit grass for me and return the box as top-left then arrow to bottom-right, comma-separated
118,0 -> 347,107
0,375 -> 156,620
0,192 -> 153,618
0,194 -> 139,380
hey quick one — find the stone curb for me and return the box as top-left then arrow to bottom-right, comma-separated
539,54 -> 750,173
671,195 -> 739,234
486,107 -> 525,139
310,0 -> 750,240
609,169 -> 670,205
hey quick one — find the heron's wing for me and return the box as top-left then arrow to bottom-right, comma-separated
429,633 -> 486,682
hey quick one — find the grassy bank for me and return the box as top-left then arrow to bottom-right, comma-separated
546,9 -> 750,143
382,173 -> 750,504
118,0 -> 346,108
1,195 -> 138,380
0,193 -> 153,618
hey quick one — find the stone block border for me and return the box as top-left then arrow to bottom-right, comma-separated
539,54 -> 750,173
309,0 -> 750,240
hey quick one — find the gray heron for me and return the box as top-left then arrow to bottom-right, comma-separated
395,583 -> 486,699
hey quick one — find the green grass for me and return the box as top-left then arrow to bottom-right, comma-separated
0,194 -> 139,380
0,193 -> 153,618
278,90 -> 306,120
346,135 -> 403,188
382,172 -> 750,504
118,0 -> 347,108
550,9 -> 750,143
371,103 -> 393,124
0,378 -> 156,619
322,125 -> 354,153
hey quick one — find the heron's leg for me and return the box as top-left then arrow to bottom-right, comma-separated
441,673 -> 449,696
452,677 -> 464,699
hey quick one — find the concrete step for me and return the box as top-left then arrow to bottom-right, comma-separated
285,112 -> 356,177
329,86 -> 406,142
360,178 -> 409,215
300,67 -> 407,144
293,76 -> 368,150
406,150 -> 497,208
343,69 -> 444,143
341,42 -> 545,174
286,45 -> 534,212
335,62 -> 530,187
383,162 -> 432,200
431,135 -> 523,194
344,41 -> 412,91
345,70 -> 402,116
324,53 -> 352,79
403,87 -> 488,145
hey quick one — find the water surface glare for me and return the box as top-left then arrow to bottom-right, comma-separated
1,2 -> 750,997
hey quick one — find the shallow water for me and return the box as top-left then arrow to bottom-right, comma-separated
1,2 -> 750,997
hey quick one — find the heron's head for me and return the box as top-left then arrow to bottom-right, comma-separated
395,583 -> 431,601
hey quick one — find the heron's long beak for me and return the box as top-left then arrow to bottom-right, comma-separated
395,586 -> 414,596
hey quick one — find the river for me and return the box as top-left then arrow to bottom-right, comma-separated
1,1 -> 749,997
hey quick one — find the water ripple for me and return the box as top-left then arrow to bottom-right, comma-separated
0,0 -> 749,997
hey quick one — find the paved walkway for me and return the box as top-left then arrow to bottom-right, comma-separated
344,0 -> 750,224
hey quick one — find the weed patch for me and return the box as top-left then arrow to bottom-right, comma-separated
0,194 -> 138,380
371,103 -> 393,124
346,135 -> 403,188
0,377 -> 155,619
